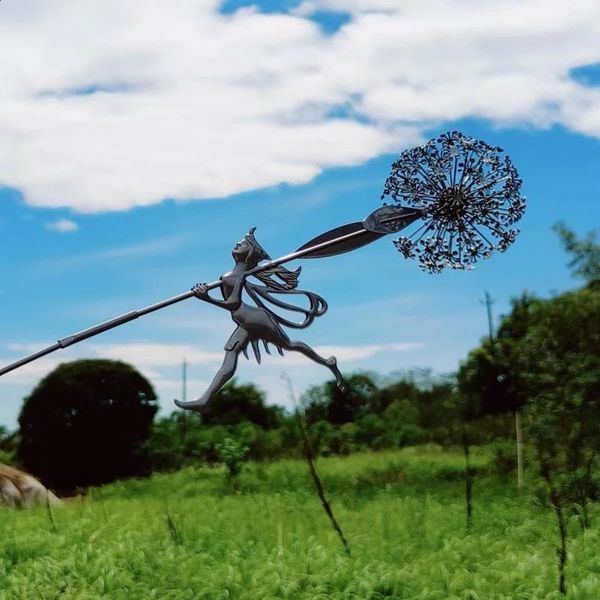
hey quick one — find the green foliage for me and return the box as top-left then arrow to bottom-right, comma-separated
554,221 -> 600,286
1,448 -> 600,598
0,449 -> 15,466
458,279 -> 600,595
0,426 -> 18,466
143,373 -> 487,473
215,437 -> 249,477
301,371 -> 469,451
458,294 -> 540,417
18,359 -> 158,493
303,373 -> 379,425
489,440 -> 516,476
518,289 -> 600,586
201,379 -> 282,429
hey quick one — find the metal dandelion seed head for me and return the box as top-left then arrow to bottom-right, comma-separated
381,131 -> 526,273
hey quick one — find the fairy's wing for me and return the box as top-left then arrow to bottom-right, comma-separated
244,276 -> 327,329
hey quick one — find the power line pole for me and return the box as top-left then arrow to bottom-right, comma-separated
482,291 -> 495,338
182,357 -> 187,404
180,357 -> 187,443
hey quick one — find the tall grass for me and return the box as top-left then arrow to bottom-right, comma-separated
0,446 -> 598,599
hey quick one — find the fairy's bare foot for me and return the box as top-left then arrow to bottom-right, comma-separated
174,397 -> 209,413
326,356 -> 346,392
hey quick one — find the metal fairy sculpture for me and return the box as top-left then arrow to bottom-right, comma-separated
174,228 -> 345,412
0,131 -> 526,413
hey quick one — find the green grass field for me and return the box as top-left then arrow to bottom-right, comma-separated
1,447 -> 599,599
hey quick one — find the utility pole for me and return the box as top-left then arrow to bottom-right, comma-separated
182,357 -> 187,404
514,405 -> 524,488
180,358 -> 187,443
482,291 -> 523,490
482,291 -> 495,338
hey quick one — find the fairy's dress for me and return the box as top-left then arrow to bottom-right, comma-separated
222,266 -> 327,363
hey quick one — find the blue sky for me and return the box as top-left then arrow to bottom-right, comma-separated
1,0 -> 600,427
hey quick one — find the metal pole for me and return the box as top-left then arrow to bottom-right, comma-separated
0,208 -> 424,378
0,227 -> 371,377
482,291 -> 495,338
180,357 -> 187,443
182,357 -> 187,404
515,410 -> 524,489
482,291 -> 523,490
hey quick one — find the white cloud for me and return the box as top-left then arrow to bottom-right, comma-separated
0,337 -> 420,389
315,342 -> 422,361
3,340 -> 223,375
45,218 -> 78,233
0,0 -> 598,212
89,342 -> 224,369
0,340 -> 223,416
32,235 -> 185,275
0,338 -> 422,420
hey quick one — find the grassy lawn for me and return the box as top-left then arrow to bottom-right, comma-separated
1,446 -> 599,599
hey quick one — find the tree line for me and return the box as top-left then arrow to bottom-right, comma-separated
1,355 -> 510,494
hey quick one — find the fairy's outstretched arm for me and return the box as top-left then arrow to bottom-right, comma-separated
191,277 -> 244,312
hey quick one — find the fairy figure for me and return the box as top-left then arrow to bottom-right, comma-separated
174,228 -> 346,412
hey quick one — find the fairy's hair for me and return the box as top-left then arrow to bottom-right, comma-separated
244,227 -> 300,290
244,227 -> 270,268
254,264 -> 301,291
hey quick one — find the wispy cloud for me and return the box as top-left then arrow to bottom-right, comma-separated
3,338 -> 418,367
33,235 -> 185,275
3,340 -> 223,374
314,342 -> 423,361
46,218 -> 78,233
0,335 -> 430,423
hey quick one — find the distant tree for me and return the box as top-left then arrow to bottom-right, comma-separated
379,372 -> 459,445
554,222 -> 600,287
0,426 -> 15,452
303,373 -> 379,425
459,284 -> 600,594
143,413 -> 188,472
200,380 -> 282,429
376,377 -> 420,415
458,293 -> 540,419
304,372 -> 467,451
518,288 -> 600,594
18,359 -> 158,493
0,425 -> 19,466
382,399 -> 425,447
215,437 -> 249,479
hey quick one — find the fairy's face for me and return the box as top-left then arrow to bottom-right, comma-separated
232,238 -> 253,262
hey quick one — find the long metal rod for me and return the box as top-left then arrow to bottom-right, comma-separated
0,227 -> 371,377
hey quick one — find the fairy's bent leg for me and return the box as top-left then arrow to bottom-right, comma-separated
174,350 -> 240,413
283,340 -> 346,392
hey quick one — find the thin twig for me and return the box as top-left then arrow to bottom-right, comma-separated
46,490 -> 58,533
281,373 -> 351,556
539,450 -> 567,596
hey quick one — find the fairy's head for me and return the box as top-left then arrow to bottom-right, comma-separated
232,227 -> 271,268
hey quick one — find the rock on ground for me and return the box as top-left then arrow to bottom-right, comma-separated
0,463 -> 61,508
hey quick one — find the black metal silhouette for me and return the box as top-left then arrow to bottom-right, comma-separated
174,228 -> 347,411
0,131 -> 526,414
382,131 -> 525,273
0,205 -> 424,384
